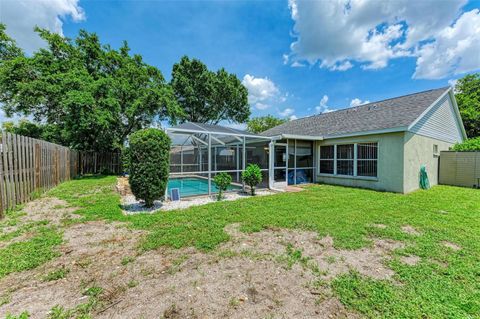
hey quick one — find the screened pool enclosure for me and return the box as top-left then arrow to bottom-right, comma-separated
166,123 -> 315,198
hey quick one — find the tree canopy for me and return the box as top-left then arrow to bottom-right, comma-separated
0,25 -> 181,151
454,73 -> 480,138
451,137 -> 480,151
170,56 -> 250,125
247,115 -> 287,134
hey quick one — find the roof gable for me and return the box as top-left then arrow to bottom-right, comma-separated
409,90 -> 466,143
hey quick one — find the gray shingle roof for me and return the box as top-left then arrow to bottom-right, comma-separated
262,87 -> 450,138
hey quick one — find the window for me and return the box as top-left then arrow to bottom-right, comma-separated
433,144 -> 439,156
357,143 -> 378,177
337,144 -> 354,176
319,145 -> 334,174
319,142 -> 378,178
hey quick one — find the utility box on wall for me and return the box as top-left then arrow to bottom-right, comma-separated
439,151 -> 480,188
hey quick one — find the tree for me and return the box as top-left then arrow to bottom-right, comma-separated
247,115 -> 287,134
0,24 -> 22,60
0,25 -> 181,151
170,56 -> 250,125
454,73 -> 480,138
213,172 -> 232,201
242,164 -> 263,196
128,129 -> 171,207
2,119 -> 45,139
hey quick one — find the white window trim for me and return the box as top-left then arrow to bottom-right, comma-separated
318,142 -> 378,180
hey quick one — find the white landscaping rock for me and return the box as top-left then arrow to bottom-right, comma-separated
121,189 -> 276,214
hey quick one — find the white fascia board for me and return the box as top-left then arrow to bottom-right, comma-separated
448,90 -> 468,140
281,134 -> 324,141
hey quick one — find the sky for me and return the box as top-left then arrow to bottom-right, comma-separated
1,0 -> 480,129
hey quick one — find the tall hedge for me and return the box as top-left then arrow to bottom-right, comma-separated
451,137 -> 480,151
128,129 -> 171,207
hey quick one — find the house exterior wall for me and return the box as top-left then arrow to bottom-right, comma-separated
315,132 -> 405,193
403,132 -> 454,193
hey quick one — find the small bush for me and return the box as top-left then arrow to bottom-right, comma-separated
451,137 -> 480,151
128,129 -> 171,207
242,164 -> 262,196
213,172 -> 232,201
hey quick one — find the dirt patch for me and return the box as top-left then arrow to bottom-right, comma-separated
372,223 -> 387,229
400,255 -> 420,266
0,220 -> 146,318
2,208 -> 404,318
223,224 -> 404,281
442,241 -> 461,251
22,197 -> 81,226
116,177 -> 132,196
401,225 -> 421,236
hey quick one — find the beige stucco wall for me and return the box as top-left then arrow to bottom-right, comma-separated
403,132 -> 454,193
315,132 -> 405,193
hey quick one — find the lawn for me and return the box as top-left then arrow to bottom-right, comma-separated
1,175 -> 479,318
46,175 -> 480,318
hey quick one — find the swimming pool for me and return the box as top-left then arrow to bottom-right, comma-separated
167,177 -> 242,198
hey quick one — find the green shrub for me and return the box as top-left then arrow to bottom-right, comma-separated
128,129 -> 171,207
242,164 -> 262,196
451,137 -> 480,151
213,172 -> 232,201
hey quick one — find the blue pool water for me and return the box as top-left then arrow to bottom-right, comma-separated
167,177 -> 241,198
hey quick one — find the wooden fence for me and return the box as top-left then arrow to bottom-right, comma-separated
79,152 -> 121,175
0,131 -> 121,218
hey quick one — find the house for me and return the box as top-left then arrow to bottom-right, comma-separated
166,86 -> 466,197
261,86 -> 466,193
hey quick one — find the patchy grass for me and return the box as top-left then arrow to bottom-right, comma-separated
46,176 -> 480,318
42,267 -> 70,282
5,311 -> 29,319
120,256 -> 135,266
47,285 -> 103,319
0,226 -> 62,279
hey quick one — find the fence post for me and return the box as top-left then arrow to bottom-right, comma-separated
35,142 -> 41,190
0,133 -> 4,217
54,147 -> 59,185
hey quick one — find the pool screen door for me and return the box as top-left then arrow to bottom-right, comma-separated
273,143 -> 287,188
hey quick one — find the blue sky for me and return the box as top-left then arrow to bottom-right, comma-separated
1,0 -> 480,126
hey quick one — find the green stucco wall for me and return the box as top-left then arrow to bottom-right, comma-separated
315,132 -> 405,193
403,132 -> 454,193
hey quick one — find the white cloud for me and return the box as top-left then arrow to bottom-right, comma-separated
0,0 -> 85,53
315,95 -> 334,113
287,0 -> 480,79
413,9 -> 480,79
279,107 -> 295,117
242,74 -> 280,110
289,115 -> 298,121
448,79 -> 458,88
254,102 -> 270,110
291,61 -> 306,68
350,98 -> 370,107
